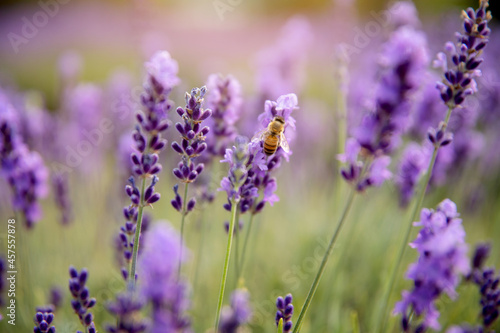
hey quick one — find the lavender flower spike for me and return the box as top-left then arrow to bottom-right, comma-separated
276,294 -> 294,332
219,289 -> 252,333
393,199 -> 469,332
138,222 -> 191,332
205,74 -> 243,157
122,50 -> 178,286
106,292 -> 148,333
68,266 -> 97,333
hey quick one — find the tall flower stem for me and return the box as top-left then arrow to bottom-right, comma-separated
234,210 -> 241,284
178,182 -> 189,279
128,177 -> 147,290
238,212 -> 256,282
374,106 -> 453,333
214,198 -> 239,332
293,189 -> 356,332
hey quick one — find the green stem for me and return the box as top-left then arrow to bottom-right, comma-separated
235,210 -> 241,285
293,189 -> 356,333
374,106 -> 454,333
178,182 -> 189,279
128,177 -> 147,290
214,198 -> 239,332
238,212 -> 255,282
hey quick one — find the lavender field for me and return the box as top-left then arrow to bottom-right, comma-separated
0,0 -> 499,332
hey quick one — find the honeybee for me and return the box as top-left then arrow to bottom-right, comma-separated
252,116 -> 290,156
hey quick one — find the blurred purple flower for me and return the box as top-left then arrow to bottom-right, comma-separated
106,292 -> 148,333
144,51 -> 180,95
388,1 -> 421,29
396,143 -> 431,207
68,266 -> 97,333
205,74 -> 243,157
256,16 -> 312,100
394,199 -> 469,332
219,289 -> 252,333
138,222 -> 191,332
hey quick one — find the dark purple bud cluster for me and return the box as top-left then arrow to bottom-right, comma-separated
49,286 -> 63,310
427,122 -> 454,148
33,310 -> 56,333
435,0 -> 491,108
52,174 -> 72,225
276,294 -> 294,332
467,243 -> 500,330
68,266 -> 97,333
170,86 -> 212,214
106,292 -> 148,333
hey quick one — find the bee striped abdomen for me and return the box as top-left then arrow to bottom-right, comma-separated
263,135 -> 279,156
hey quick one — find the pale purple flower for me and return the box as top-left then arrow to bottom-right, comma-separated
205,74 -> 243,157
396,143 -> 431,206
219,289 -> 252,333
256,16 -> 312,100
138,222 -> 191,332
144,51 -> 180,95
388,1 -> 421,29
394,199 -> 469,332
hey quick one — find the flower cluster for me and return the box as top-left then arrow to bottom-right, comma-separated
33,310 -> 56,333
68,266 -> 97,333
171,86 -> 212,214
205,74 -> 243,157
340,22 -> 428,192
468,243 -> 499,330
106,292 -> 148,333
219,289 -> 252,333
430,0 -> 491,150
394,199 -> 469,332
52,173 -> 72,225
275,293 -> 294,332
220,94 -> 297,215
434,0 -> 491,109
0,98 -> 48,228
118,51 -> 178,277
138,223 -> 191,332
395,143 -> 430,207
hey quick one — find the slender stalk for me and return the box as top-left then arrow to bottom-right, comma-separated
234,210 -> 241,284
128,177 -> 147,290
238,212 -> 255,281
374,106 -> 454,333
178,182 -> 189,279
293,189 -> 356,332
214,198 -> 239,332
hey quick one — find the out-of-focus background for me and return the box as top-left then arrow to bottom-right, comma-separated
1,0 -> 500,332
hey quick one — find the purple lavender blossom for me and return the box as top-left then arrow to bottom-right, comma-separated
138,222 -> 191,332
118,51 -> 178,280
276,294 -> 294,332
219,289 -> 252,333
170,86 -> 212,214
49,286 -> 63,310
52,173 -> 72,225
340,23 -> 428,192
0,101 -> 49,228
434,1 -> 491,109
33,310 -> 56,333
205,74 -> 243,157
106,292 -> 148,333
396,143 -> 431,207
394,199 -> 469,332
256,17 -> 312,100
68,266 -> 97,333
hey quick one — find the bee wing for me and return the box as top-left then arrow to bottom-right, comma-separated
279,133 -> 290,153
251,128 -> 268,142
